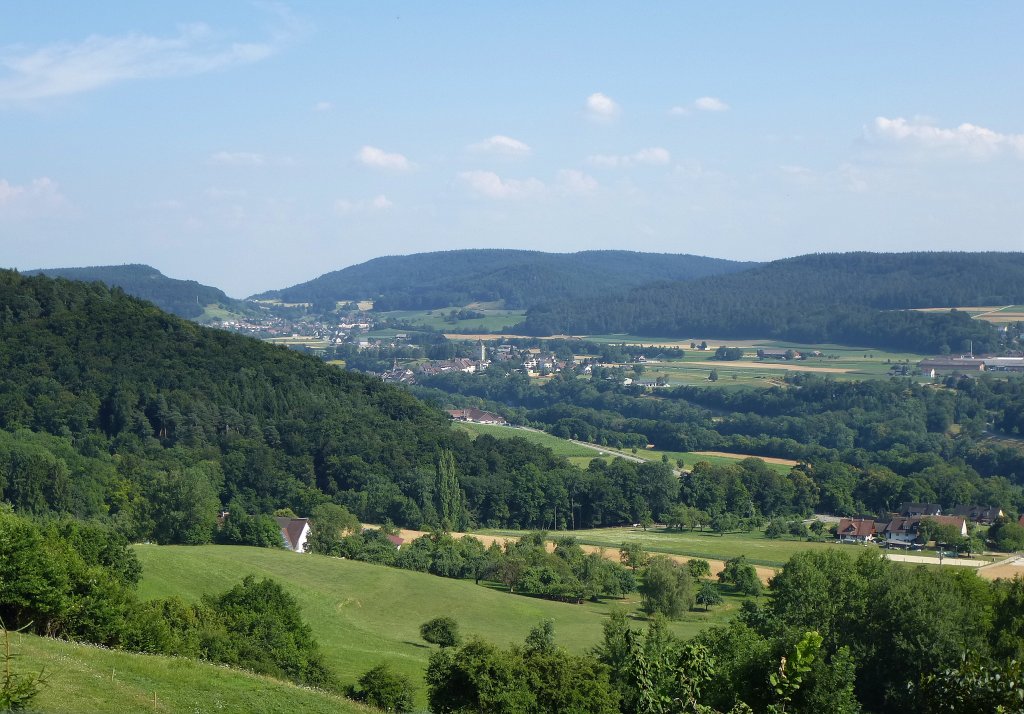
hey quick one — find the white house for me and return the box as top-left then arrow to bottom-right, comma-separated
276,517 -> 311,552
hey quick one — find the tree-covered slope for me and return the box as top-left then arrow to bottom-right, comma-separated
255,249 -> 757,310
28,264 -> 246,319
524,251 -> 1022,352
0,271 -> 669,536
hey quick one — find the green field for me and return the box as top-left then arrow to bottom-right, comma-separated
457,422 -> 794,474
457,422 -> 606,459
377,307 -> 527,332
478,526 -> 845,568
135,545 -> 738,707
15,632 -> 368,714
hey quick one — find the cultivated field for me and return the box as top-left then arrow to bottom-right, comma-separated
15,633 -> 368,714
913,305 -> 1024,323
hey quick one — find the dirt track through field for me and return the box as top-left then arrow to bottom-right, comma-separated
392,528 -> 778,585
977,554 -> 1024,580
690,451 -> 800,466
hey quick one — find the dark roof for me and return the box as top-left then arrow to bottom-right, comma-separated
899,502 -> 941,516
275,517 -> 309,550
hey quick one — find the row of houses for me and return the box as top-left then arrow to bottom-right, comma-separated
446,407 -> 508,425
836,515 -> 968,545
896,502 -> 1004,524
919,356 -> 1024,377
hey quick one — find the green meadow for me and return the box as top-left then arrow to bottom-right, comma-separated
134,545 -> 739,707
14,633 -> 369,714
457,421 -> 795,474
377,307 -> 527,332
457,422 -> 606,459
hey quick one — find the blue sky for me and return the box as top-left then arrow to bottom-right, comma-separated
2,2 -> 1022,297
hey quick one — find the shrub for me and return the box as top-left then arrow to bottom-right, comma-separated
420,617 -> 461,648
352,663 -> 414,713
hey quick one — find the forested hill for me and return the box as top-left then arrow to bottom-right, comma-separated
28,264 -> 245,319
255,249 -> 756,310
524,251 -> 1023,352
0,271 -> 584,538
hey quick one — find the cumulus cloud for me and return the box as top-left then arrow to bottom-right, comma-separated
469,135 -> 532,156
670,96 -> 730,115
555,169 -> 598,195
867,116 -> 1024,158
458,170 -> 544,199
0,177 -> 64,215
210,151 -> 265,167
356,146 -> 414,171
588,147 -> 671,168
586,92 -> 620,120
335,194 -> 393,214
0,9 -> 300,103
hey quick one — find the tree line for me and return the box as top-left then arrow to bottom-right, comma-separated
523,251 -> 1024,353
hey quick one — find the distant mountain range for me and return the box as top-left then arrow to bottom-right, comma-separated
252,249 -> 758,310
522,251 -> 1024,352
23,250 -> 1024,353
27,264 -> 247,319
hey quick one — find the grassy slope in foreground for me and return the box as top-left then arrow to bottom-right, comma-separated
135,545 -> 738,694
15,633 -> 367,714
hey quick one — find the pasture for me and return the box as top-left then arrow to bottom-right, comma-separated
135,545 -> 738,705
457,421 -> 797,474
14,633 -> 367,714
377,306 -> 527,332
457,422 -> 608,459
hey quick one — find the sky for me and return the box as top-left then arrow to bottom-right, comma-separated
2,2 -> 1023,297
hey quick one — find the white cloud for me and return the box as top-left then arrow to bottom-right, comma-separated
694,96 -> 729,112
210,151 -> 265,167
0,13 -> 297,103
469,135 -> 532,156
335,194 -> 393,214
555,169 -> 598,195
0,177 -> 64,215
588,147 -> 671,168
458,170 -> 543,199
671,96 -> 730,115
313,100 -> 332,112
586,92 -> 620,120
868,116 -> 1024,159
356,146 -> 414,171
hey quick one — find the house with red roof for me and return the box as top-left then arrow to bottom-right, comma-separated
836,518 -> 876,542
275,517 -> 311,553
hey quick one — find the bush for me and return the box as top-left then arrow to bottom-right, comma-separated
420,616 -> 461,648
351,663 -> 414,713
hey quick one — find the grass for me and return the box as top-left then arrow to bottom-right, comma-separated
457,422 -> 794,474
14,632 -> 369,714
457,422 -> 606,459
376,307 -> 527,332
134,545 -> 736,707
476,526 -> 842,568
